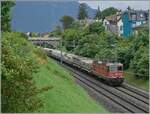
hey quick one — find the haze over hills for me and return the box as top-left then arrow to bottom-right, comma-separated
11,1 -> 97,32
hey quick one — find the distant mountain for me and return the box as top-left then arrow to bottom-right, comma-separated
11,1 -> 96,32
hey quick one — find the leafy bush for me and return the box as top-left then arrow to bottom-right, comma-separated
2,32 -> 42,112
60,15 -> 74,29
1,1 -> 15,32
75,34 -> 99,58
49,26 -> 62,37
101,7 -> 118,19
129,47 -> 149,79
88,22 -> 105,34
30,32 -> 39,37
62,29 -> 80,51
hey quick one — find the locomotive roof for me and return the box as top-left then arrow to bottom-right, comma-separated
94,60 -> 122,65
106,63 -> 123,66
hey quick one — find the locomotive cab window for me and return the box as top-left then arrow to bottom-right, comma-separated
109,65 -> 118,71
118,66 -> 123,71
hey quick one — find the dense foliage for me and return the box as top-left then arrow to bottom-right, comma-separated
101,7 -> 118,19
78,3 -> 88,20
128,27 -> 149,79
61,19 -> 149,80
1,1 -> 15,31
60,15 -> 74,29
88,22 -> 105,34
94,6 -> 102,20
49,26 -> 62,37
2,32 -> 43,112
30,32 -> 39,37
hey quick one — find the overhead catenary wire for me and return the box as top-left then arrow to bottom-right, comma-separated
59,40 -> 148,77
124,71 -> 149,77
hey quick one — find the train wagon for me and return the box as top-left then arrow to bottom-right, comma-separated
72,55 -> 82,67
63,53 -> 74,64
80,58 -> 93,72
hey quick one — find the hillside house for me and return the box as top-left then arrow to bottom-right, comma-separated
103,11 -> 122,36
133,23 -> 148,35
103,10 -> 149,37
122,9 -> 149,37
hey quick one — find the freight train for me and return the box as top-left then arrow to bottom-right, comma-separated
44,48 -> 124,86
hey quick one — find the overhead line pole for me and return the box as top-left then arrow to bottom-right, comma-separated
60,39 -> 63,64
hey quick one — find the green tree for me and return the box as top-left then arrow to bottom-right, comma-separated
129,47 -> 149,79
2,32 -> 42,112
1,1 -> 15,32
95,33 -> 118,60
116,39 -> 131,69
88,22 -> 105,34
75,34 -> 100,58
101,7 -> 118,19
49,26 -> 62,37
78,3 -> 88,20
70,21 -> 82,30
62,29 -> 79,51
128,27 -> 149,79
60,15 -> 74,29
30,32 -> 39,37
94,6 -> 102,20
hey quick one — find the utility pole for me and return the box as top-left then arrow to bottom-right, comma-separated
73,40 -> 76,54
60,39 -> 63,64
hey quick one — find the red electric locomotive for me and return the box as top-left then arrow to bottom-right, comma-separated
92,60 -> 124,86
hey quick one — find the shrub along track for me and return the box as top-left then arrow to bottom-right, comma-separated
48,55 -> 149,113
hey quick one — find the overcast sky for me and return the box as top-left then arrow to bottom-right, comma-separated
78,0 -> 149,11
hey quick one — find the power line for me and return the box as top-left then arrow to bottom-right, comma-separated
124,71 -> 149,77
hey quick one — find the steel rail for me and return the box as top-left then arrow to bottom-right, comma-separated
61,63 -> 149,113
45,51 -> 149,113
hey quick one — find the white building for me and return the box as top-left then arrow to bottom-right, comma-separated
117,19 -> 123,37
103,11 -> 124,37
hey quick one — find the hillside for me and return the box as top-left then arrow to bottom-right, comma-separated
11,1 -> 96,32
34,55 -> 107,112
2,32 -> 107,112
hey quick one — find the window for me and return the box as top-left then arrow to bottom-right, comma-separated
140,14 -> 143,18
131,14 -> 137,20
118,66 -> 123,71
120,26 -> 123,31
109,65 -> 118,71
140,13 -> 145,20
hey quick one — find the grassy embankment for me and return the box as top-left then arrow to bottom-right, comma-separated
2,32 -> 107,112
33,48 -> 107,112
124,72 -> 149,91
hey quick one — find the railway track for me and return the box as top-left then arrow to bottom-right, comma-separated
45,51 -> 149,113
55,60 -> 149,113
121,83 -> 149,99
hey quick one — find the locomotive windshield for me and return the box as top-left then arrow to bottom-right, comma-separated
107,65 -> 123,71
118,66 -> 123,71
109,65 -> 118,71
